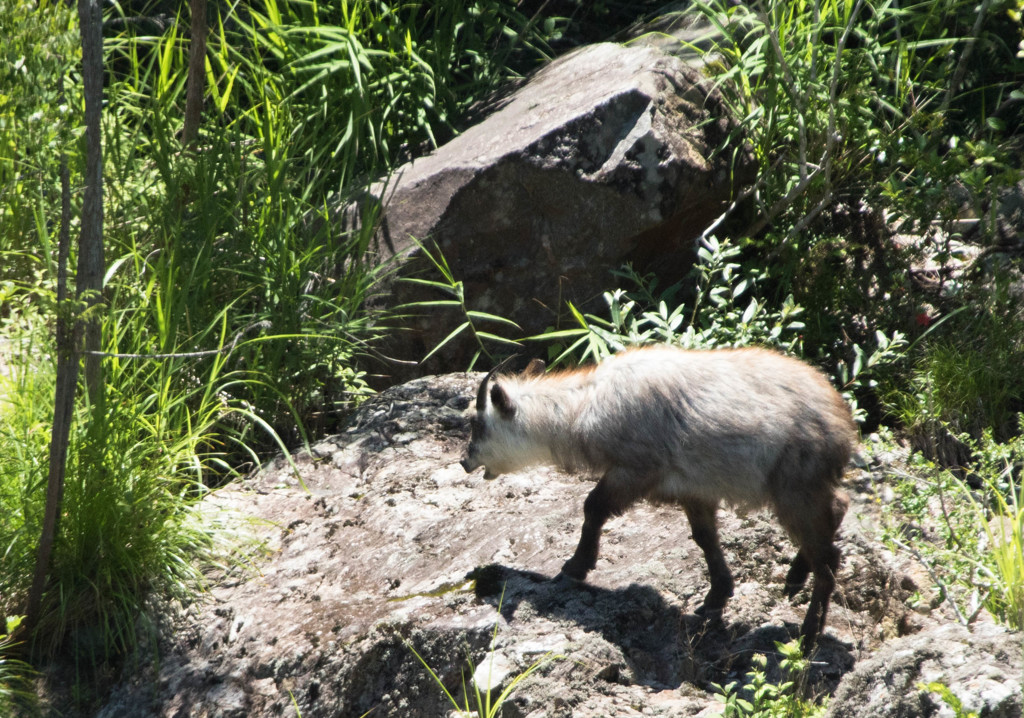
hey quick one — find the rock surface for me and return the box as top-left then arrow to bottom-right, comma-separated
826,622 -> 1023,718
93,372 -> 1022,718
359,42 -> 751,377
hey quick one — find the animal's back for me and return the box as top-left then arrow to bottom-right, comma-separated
574,346 -> 855,508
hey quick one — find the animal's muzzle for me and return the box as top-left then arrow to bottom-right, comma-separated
461,457 -> 499,479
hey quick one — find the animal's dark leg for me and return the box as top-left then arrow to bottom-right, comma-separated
779,490 -> 847,653
560,471 -> 649,581
681,499 -> 733,613
799,541 -> 841,651
785,492 -> 846,598
784,551 -> 811,597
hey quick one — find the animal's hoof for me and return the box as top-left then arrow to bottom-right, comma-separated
694,604 -> 724,622
552,571 -> 583,585
558,559 -> 590,582
784,582 -> 805,600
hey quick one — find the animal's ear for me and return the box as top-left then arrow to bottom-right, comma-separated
523,358 -> 546,377
490,383 -> 516,418
475,373 -> 490,410
477,355 -> 516,410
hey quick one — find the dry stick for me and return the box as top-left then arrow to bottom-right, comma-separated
888,536 -> 971,627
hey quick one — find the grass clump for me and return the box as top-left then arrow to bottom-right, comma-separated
881,272 -> 1024,467
406,637 -> 561,718
404,587 -> 563,718
0,290 -> 246,661
1,0 -> 568,675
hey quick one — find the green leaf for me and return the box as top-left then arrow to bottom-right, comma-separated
741,298 -> 758,324
400,276 -> 463,297
524,328 -> 588,342
567,302 -> 590,329
986,116 -> 1006,132
465,311 -> 522,329
473,332 -> 522,347
852,345 -> 865,379
396,299 -> 461,309
420,322 -> 469,363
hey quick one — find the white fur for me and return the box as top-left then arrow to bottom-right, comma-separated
464,346 -> 855,512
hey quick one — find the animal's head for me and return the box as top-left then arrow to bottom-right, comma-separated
461,359 -> 545,479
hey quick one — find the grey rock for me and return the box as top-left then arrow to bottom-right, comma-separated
359,43 -> 751,377
93,372 -> 980,718
825,622 -> 1023,718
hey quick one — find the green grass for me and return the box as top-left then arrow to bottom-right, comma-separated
0,0 -> 79,285
967,429 -> 1024,629
404,586 -> 563,718
676,0 -> 1022,239
0,290 -> 248,660
0,616 -> 33,714
881,428 -> 1024,630
885,281 -> 1024,459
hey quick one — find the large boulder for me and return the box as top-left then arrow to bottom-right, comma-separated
92,372 -> 991,718
361,42 -> 751,377
825,622 -> 1023,718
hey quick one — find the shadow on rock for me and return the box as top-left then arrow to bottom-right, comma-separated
468,563 -> 856,693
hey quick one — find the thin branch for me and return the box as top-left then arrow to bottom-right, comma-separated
784,186 -> 834,241
81,321 -> 419,367
698,155 -> 785,244
743,156 -> 827,239
83,321 -> 271,359
182,0 -> 207,147
888,536 -> 970,626
24,63 -> 82,644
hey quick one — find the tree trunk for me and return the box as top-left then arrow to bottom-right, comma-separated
78,0 -> 105,402
24,0 -> 105,645
182,0 -> 208,148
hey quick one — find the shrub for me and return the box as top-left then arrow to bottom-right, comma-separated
712,640 -> 827,718
530,236 -> 805,366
